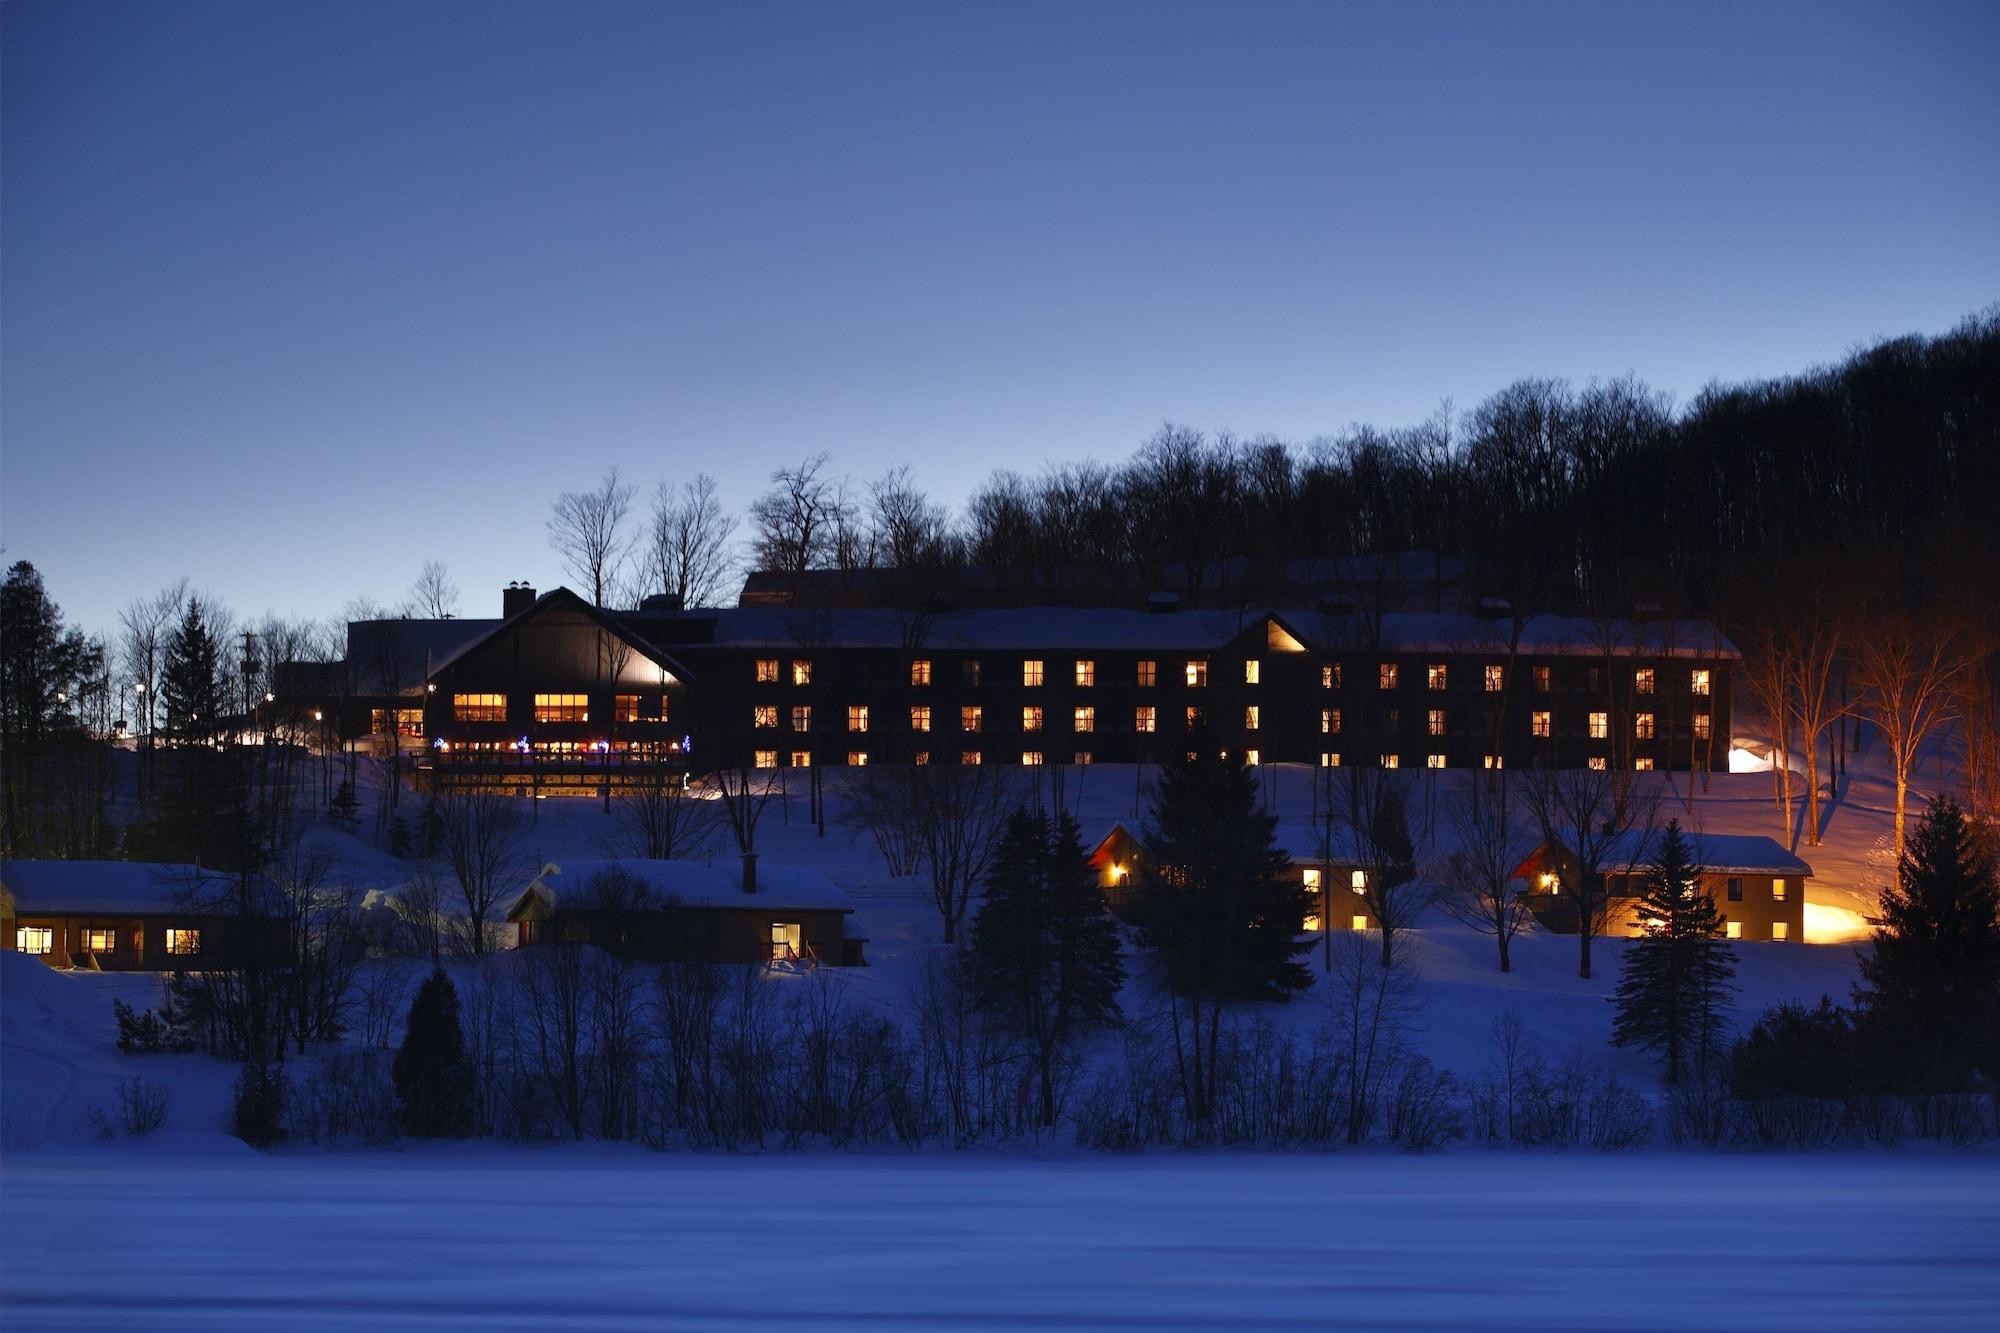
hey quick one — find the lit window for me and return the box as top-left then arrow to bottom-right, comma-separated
533,693 -> 588,723
16,926 -> 53,954
848,705 -> 869,733
1381,754 -> 1400,769
1727,878 -> 1742,902
1135,706 -> 1156,733
791,705 -> 812,733
453,693 -> 506,723
1772,879 -> 1788,902
791,660 -> 812,686
1074,751 -> 1093,765
79,928 -> 115,954
1303,868 -> 1322,891
754,749 -> 778,769
1244,706 -> 1260,731
1244,660 -> 1261,685
962,705 -> 983,733
1485,665 -> 1503,692
1023,750 -> 1044,766
1692,668 -> 1710,697
1022,706 -> 1044,733
1319,752 -> 1341,767
1351,915 -> 1370,931
1636,668 -> 1656,694
1588,756 -> 1607,770
755,659 -> 780,683
1303,913 -> 1321,933
615,695 -> 640,723
847,750 -> 868,767
1533,665 -> 1551,692
910,659 -> 932,686
1323,662 -> 1342,689
1725,921 -> 1741,940
914,750 -> 930,765
1427,754 -> 1446,769
1073,706 -> 1095,733
910,705 -> 932,733
1427,708 -> 1446,737
1635,757 -> 1655,771
1379,663 -> 1398,690
1588,711 -> 1608,739
1022,659 -> 1044,687
1483,755 -> 1504,769
1636,712 -> 1656,740
1352,870 -> 1367,889
1185,706 -> 1205,730
1322,708 -> 1341,734
962,660 -> 982,687
166,928 -> 201,956
1772,922 -> 1789,940
1427,664 -> 1447,691
1136,660 -> 1157,687
1244,748 -> 1260,765
961,750 -> 982,765
1075,660 -> 1095,688
770,921 -> 802,960
1186,659 -> 1208,687
1531,710 -> 1552,738
1694,714 -> 1712,741
790,749 -> 811,767
753,705 -> 778,729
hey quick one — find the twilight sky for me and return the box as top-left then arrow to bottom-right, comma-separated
4,0 -> 1997,638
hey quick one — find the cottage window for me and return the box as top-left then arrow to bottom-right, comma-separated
961,750 -> 982,765
1380,754 -> 1400,769
1023,750 -> 1044,765
1772,879 -> 1788,902
754,749 -> 778,769
166,928 -> 201,956
755,659 -> 780,683
1588,711 -> 1608,739
1427,664 -> 1447,691
1323,662 -> 1342,689
1075,660 -> 1095,688
1319,752 -> 1342,767
16,926 -> 52,954
1322,707 -> 1341,734
1022,706 -> 1044,733
1303,868 -> 1323,893
847,750 -> 869,766
615,695 -> 640,723
770,921 -> 803,961
962,705 -> 984,733
848,705 -> 869,733
1772,922 -> 1789,940
1244,660 -> 1261,685
1352,870 -> 1367,889
753,705 -> 778,729
1725,921 -> 1742,940
911,659 -> 932,686
1427,754 -> 1446,769
1483,755 -> 1504,769
1352,915 -> 1371,931
1692,668 -> 1710,696
1074,706 -> 1095,733
1244,706 -> 1260,731
1186,659 -> 1208,687
1533,665 -> 1551,692
1635,757 -> 1655,771
790,705 -> 812,733
453,693 -> 506,723
911,705 -> 932,733
1303,913 -> 1321,933
1135,706 -> 1157,734
1074,751 -> 1093,766
790,749 -> 812,768
1532,710 -> 1552,738
1379,663 -> 1399,690
1694,713 -> 1711,741
1588,756 -> 1607,770
1427,708 -> 1446,737
1185,706 -> 1205,730
1727,877 -> 1743,902
534,693 -> 588,723
1136,659 -> 1157,687
1022,659 -> 1045,687
1635,712 -> 1656,740
1636,668 -> 1656,694
962,659 -> 983,687
1244,748 -> 1261,765
1485,665 -> 1503,692
82,929 -> 116,953
914,750 -> 930,765
791,660 -> 812,686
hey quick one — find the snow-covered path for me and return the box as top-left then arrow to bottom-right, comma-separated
5,1149 -> 1995,1330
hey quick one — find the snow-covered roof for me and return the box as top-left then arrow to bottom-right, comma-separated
675,607 -> 1738,658
1090,821 -> 1365,866
507,858 -> 854,920
1546,831 -> 1813,877
0,860 -> 279,916
426,588 -> 694,682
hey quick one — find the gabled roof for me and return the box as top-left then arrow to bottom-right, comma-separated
427,587 -> 696,684
504,858 -> 853,920
1,860 -> 287,916
1087,820 -> 1365,867
1528,831 -> 1812,878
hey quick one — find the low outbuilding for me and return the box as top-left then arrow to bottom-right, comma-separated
1,860 -> 290,971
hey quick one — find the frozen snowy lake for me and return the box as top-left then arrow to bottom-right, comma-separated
4,1149 -> 1997,1330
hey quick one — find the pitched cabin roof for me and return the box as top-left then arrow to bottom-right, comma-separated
0,860 -> 286,916
426,587 -> 696,684
1530,831 -> 1812,878
1089,821 -> 1366,868
505,858 -> 854,921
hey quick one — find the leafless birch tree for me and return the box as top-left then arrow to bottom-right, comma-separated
548,467 -> 636,607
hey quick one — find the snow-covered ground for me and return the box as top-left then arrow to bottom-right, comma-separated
5,1149 -> 1996,1330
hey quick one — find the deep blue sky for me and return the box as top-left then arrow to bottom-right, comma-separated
5,1 -> 1997,637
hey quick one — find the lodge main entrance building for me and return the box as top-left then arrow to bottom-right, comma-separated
314,585 -> 1737,792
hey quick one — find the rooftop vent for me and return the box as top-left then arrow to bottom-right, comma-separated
639,592 -> 684,613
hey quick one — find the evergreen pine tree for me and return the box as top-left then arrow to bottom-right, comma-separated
1611,820 -> 1737,1082
159,599 -> 224,745
329,778 -> 361,829
393,967 -> 474,1137
1855,796 -> 2000,1095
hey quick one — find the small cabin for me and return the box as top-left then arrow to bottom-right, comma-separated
1087,821 -> 1378,932
505,856 -> 865,966
1,860 -> 290,971
1515,831 -> 1810,942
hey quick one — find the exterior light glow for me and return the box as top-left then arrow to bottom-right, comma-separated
264,691 -> 275,703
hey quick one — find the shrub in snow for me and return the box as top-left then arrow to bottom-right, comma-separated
394,967 -> 473,1137
116,1075 -> 172,1137
288,1051 -> 397,1145
233,1061 -> 289,1147
113,998 -> 194,1055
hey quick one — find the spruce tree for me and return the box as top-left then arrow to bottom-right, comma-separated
1611,820 -> 1737,1082
1855,796 -> 2000,1095
393,968 -> 474,1137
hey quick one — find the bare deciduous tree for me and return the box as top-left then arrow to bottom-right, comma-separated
411,560 -> 460,619
912,761 -> 1016,944
749,454 -> 838,594
602,767 -> 716,861
1524,764 -> 1655,980
431,788 -> 532,954
644,474 -> 737,609
1437,772 -> 1539,972
1854,612 -> 1964,860
548,467 -> 636,607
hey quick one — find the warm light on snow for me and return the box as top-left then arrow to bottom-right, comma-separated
1803,901 -> 1870,943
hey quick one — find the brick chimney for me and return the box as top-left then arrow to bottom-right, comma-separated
503,582 -> 537,617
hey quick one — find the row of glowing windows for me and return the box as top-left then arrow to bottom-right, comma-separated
753,750 -> 1097,769
754,658 -> 1713,696
451,693 -> 670,724
14,926 -> 201,955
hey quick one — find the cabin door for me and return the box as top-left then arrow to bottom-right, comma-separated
770,921 -> 802,961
